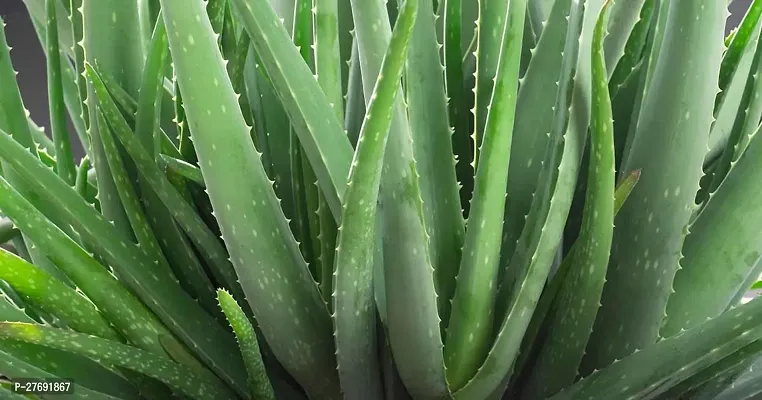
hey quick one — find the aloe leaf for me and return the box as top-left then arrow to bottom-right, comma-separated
0,248 -> 121,341
512,168 -> 641,385
88,64 -> 245,311
231,0 -> 355,221
0,218 -> 18,244
160,155 -> 205,186
697,1 -> 762,173
660,340 -> 762,399
499,0 -> 577,281
81,0 -> 144,238
217,290 -> 276,400
707,33 -> 762,198
0,166 -> 170,353
158,1 -> 340,397
0,128 -> 248,396
471,0 -> 509,166
583,0 -> 726,373
95,110 -> 177,274
1,17 -> 78,291
0,322 -> 237,400
520,4 -> 616,398
443,0 -> 473,210
344,42 -> 365,146
715,357 -> 762,400
551,295 -> 762,399
608,0 -> 655,98
444,0 -> 527,389
603,0 -> 648,75
349,0 -> 447,397
44,0 -> 75,185
618,0 -> 669,176
314,0 -> 344,119
406,0 -> 465,334
333,1 -> 417,397
453,1 -> 585,397
661,133 -> 762,337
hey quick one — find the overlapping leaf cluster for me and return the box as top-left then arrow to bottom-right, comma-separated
0,0 -> 761,398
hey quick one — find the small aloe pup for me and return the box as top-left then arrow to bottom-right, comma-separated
0,0 -> 762,398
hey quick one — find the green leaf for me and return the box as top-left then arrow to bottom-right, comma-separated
608,0 -> 655,97
603,0 -> 648,75
217,290 -> 275,400
583,0 -> 726,373
0,218 -> 18,244
0,322 -> 237,400
81,0 -> 144,239
511,168 -> 641,387
520,3 -> 616,397
44,0 -> 76,185
0,248 -> 121,341
706,0 -> 762,164
231,0 -> 355,222
661,130 -> 762,336
332,0 -> 417,397
550,295 -> 762,399
0,127 -> 248,396
453,1 -> 586,397
314,0 -> 344,119
471,0 -> 509,166
160,154 -> 205,186
443,0 -> 474,211
0,162 -> 168,353
349,0 -> 447,396
405,0 -> 465,334
498,0 -> 578,286
444,0 -> 527,390
158,1 -> 340,398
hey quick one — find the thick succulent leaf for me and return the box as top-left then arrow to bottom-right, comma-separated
0,322 -> 236,400
95,111 -> 175,275
0,128 -> 248,396
551,295 -> 762,399
698,1 -> 762,173
608,0 -> 655,98
444,0 -> 527,390
583,0 -> 726,373
230,0 -> 354,221
404,0 -> 464,335
158,1 -> 340,398
0,248 -> 120,341
44,0 -> 76,185
160,155 -> 205,186
714,356 -> 762,400
499,0 -> 577,277
707,30 -> 762,197
452,3 -> 586,398
217,290 -> 275,400
521,7 -> 616,397
344,42 -> 366,147
512,169 -> 641,385
349,0 -> 447,397
0,218 -> 17,244
603,0 -> 647,75
661,130 -> 762,336
443,0 -> 473,210
617,0 -> 669,174
93,72 -> 226,322
660,340 -> 762,399
0,293 -> 140,400
0,162 -> 167,353
332,1 -> 417,397
471,0 -> 509,165
313,0 -> 343,119
81,0 -> 144,238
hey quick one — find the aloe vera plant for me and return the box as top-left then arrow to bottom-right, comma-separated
1,0 -> 762,398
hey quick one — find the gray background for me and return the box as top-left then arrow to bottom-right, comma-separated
0,0 -> 755,159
